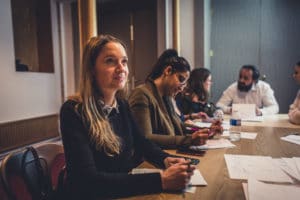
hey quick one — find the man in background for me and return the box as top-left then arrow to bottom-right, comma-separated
216,65 -> 279,115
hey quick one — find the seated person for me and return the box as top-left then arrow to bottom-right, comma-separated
288,61 -> 300,124
129,49 -> 221,149
216,65 -> 279,116
60,35 -> 195,200
176,68 -> 223,121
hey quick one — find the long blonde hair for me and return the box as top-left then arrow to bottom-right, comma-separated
71,35 -> 127,156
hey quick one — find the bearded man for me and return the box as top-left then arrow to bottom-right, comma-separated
216,65 -> 279,116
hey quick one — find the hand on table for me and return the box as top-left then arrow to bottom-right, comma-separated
160,160 -> 195,191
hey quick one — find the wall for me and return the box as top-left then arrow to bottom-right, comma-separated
0,0 -> 62,123
210,0 -> 300,113
179,0 -> 195,68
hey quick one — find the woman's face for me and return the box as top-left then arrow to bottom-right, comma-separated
165,70 -> 190,96
94,42 -> 128,94
203,75 -> 212,92
293,66 -> 300,84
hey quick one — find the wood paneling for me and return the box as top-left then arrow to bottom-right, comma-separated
0,115 -> 59,153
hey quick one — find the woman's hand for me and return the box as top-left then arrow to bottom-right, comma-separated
191,129 -> 209,145
209,120 -> 223,137
160,161 -> 195,191
163,157 -> 186,168
197,112 -> 210,121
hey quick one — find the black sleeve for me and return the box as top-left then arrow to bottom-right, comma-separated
124,101 -> 170,168
60,101 -> 163,198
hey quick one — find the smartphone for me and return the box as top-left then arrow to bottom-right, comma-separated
176,146 -> 206,157
172,154 -> 201,165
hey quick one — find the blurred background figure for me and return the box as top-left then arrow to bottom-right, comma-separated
288,62 -> 300,124
216,65 -> 279,116
176,68 -> 223,122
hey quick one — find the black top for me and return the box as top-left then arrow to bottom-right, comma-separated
60,99 -> 169,199
176,95 -> 218,117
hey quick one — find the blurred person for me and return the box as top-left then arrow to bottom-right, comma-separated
288,61 -> 300,124
216,65 -> 279,116
176,68 -> 223,122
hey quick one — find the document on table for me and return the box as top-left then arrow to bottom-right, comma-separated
274,157 -> 300,181
193,121 -> 230,130
131,168 -> 207,194
222,131 -> 257,139
247,178 -> 300,200
281,134 -> 300,145
224,154 -> 293,183
232,103 -> 254,118
190,138 -> 235,150
189,169 -> 207,186
242,183 -> 249,200
184,169 -> 207,193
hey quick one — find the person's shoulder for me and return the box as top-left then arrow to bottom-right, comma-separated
60,98 -> 81,115
129,84 -> 152,100
226,82 -> 238,90
131,84 -> 147,93
256,80 -> 272,90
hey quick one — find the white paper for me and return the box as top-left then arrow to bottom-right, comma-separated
193,121 -> 211,128
131,168 -> 207,187
274,158 -> 300,181
224,154 -> 292,183
184,169 -> 207,193
193,121 -> 230,130
232,104 -> 256,120
222,131 -> 257,139
242,116 -> 264,122
281,135 -> 300,145
190,138 -> 235,150
293,157 -> 300,178
184,185 -> 196,193
247,178 -> 300,200
189,169 -> 207,186
242,183 -> 249,200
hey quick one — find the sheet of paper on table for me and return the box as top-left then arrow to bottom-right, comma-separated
247,177 -> 300,200
281,134 -> 300,145
190,138 -> 235,150
232,104 -> 264,122
274,157 -> 300,181
224,154 -> 293,183
193,121 -> 230,130
222,131 -> 257,139
131,168 -> 207,194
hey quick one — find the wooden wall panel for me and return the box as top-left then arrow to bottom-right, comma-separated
0,115 -> 59,153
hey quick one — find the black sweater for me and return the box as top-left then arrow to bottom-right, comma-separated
60,99 -> 169,199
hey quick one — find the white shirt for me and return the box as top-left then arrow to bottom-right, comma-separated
288,90 -> 300,125
216,80 -> 279,115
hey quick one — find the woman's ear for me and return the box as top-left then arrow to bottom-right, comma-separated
164,66 -> 173,76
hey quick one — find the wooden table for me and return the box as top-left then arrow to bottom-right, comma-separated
121,115 -> 300,200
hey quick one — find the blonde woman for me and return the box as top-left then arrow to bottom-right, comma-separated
60,35 -> 194,199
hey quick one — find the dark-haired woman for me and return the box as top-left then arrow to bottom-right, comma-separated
128,49 -> 211,149
176,68 -> 223,121
60,36 -> 195,200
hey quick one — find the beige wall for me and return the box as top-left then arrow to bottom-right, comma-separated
0,0 -> 62,123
